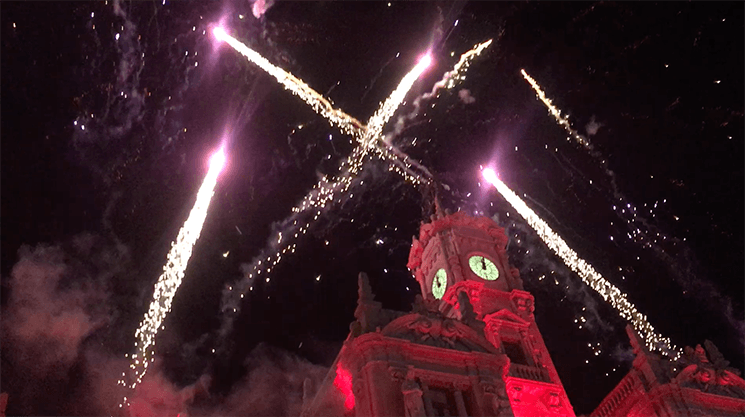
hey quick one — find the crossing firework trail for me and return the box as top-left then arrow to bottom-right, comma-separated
213,27 -> 493,339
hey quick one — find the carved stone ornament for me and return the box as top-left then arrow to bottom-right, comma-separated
389,366 -> 407,382
674,364 -> 745,399
443,281 -> 483,313
381,312 -> 498,354
481,383 -> 496,394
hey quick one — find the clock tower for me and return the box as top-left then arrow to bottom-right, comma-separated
302,210 -> 576,417
407,209 -> 575,416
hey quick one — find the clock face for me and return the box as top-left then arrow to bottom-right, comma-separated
468,255 -> 500,281
432,268 -> 448,300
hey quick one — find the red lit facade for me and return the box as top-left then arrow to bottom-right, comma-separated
303,211 -> 574,417
591,326 -> 745,417
301,211 -> 745,417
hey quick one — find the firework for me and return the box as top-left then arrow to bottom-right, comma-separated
216,31 -> 493,336
365,53 -> 432,142
521,69 -> 687,282
213,27 -> 364,137
520,69 -> 591,150
482,168 -> 681,359
118,147 -> 227,408
430,39 -> 492,92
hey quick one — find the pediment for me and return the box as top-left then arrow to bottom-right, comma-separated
484,309 -> 530,327
381,312 -> 498,354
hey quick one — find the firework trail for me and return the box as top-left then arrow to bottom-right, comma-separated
289,51 -> 440,218
213,27 -> 364,137
216,49 -> 437,335
521,69 -> 703,303
520,69 -> 592,150
365,53 -> 432,141
118,147 -> 226,408
214,26 -> 431,185
389,39 -> 493,139
428,39 -> 492,93
249,38 -> 495,239
482,168 -> 681,359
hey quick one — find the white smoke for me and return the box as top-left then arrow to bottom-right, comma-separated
458,88 -> 476,104
585,115 -> 604,136
1,234 -> 127,415
252,0 -> 276,19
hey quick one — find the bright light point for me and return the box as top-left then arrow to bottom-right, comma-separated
223,251 -> 230,258
213,26 -> 226,41
482,168 -> 498,184
210,147 -> 227,173
419,53 -> 433,69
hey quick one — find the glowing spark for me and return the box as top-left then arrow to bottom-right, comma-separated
119,147 -> 227,404
216,47 -> 443,329
482,168 -> 681,359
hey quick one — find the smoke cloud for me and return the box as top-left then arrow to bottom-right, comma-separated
585,115 -> 603,136
458,88 -> 476,104
1,234 -> 127,415
190,343 -> 329,416
252,0 -> 276,19
1,234 -> 330,416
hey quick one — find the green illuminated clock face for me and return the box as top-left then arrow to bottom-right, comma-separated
469,255 -> 500,281
432,268 -> 448,300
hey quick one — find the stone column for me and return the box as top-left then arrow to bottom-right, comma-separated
454,390 -> 467,417
401,378 -> 426,417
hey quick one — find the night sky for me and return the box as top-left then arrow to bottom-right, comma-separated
2,2 -> 743,416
